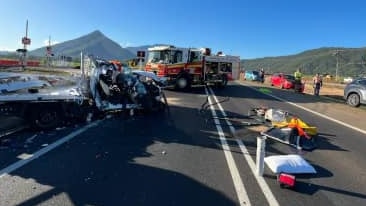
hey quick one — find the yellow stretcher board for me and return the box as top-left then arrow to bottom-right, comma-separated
272,117 -> 317,136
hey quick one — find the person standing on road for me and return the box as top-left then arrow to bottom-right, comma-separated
312,73 -> 323,96
294,68 -> 302,82
259,68 -> 265,83
294,68 -> 303,91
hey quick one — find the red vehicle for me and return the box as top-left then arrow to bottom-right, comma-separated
270,73 -> 304,92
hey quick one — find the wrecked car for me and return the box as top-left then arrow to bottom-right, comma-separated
0,54 -> 167,130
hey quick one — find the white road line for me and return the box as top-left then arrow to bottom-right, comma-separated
0,120 -> 101,178
208,87 -> 280,206
237,81 -> 366,135
204,87 -> 251,206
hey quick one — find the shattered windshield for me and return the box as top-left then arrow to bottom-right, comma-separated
284,75 -> 295,80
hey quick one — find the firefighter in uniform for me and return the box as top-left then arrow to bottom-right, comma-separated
294,68 -> 303,92
312,73 -> 323,96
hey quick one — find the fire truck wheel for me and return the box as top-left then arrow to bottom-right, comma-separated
30,104 -> 62,130
218,75 -> 228,88
175,75 -> 191,91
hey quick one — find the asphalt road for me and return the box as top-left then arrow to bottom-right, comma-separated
0,81 -> 365,206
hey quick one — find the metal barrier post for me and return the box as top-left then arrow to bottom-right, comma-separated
256,135 -> 266,176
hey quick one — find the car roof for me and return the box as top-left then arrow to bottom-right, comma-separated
272,73 -> 293,76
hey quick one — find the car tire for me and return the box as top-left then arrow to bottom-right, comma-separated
30,104 -> 62,130
347,93 -> 361,107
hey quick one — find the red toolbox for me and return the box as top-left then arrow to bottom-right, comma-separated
278,173 -> 296,188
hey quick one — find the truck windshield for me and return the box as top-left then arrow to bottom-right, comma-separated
148,50 -> 171,63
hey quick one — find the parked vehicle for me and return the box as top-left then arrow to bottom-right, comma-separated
244,70 -> 261,81
343,77 -> 366,107
270,73 -> 304,93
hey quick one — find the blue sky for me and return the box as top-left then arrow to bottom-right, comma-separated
0,0 -> 365,59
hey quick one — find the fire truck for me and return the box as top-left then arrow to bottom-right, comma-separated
145,45 -> 240,90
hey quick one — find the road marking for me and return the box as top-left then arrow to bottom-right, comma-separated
0,120 -> 102,178
208,87 -> 280,206
204,87 -> 251,206
237,81 -> 366,135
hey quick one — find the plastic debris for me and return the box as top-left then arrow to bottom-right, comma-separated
130,109 -> 134,116
25,134 -> 37,144
55,127 -> 65,130
86,113 -> 93,123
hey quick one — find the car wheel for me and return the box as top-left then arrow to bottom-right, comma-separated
30,105 -> 62,130
347,93 -> 360,107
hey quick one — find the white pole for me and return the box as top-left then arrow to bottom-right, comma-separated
139,58 -> 143,70
256,136 -> 266,176
80,52 -> 84,78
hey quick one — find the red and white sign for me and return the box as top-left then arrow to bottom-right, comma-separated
22,37 -> 31,45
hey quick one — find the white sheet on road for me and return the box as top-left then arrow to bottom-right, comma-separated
264,154 -> 317,174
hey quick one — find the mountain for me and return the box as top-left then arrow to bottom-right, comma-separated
0,51 -> 16,55
29,30 -> 135,61
242,47 -> 366,77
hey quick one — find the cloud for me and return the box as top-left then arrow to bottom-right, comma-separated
0,47 -> 17,51
0,41 -> 24,51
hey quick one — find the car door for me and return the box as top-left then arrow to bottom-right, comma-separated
274,73 -> 282,86
359,79 -> 366,103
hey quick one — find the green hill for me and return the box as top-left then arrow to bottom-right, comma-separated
29,30 -> 135,61
242,47 -> 366,77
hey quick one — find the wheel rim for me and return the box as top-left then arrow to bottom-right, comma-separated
348,94 -> 360,106
177,78 -> 187,89
41,112 -> 57,123
36,110 -> 59,129
222,76 -> 228,86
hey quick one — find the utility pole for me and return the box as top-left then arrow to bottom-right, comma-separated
333,49 -> 344,81
23,20 -> 28,67
17,20 -> 31,68
46,36 -> 52,67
